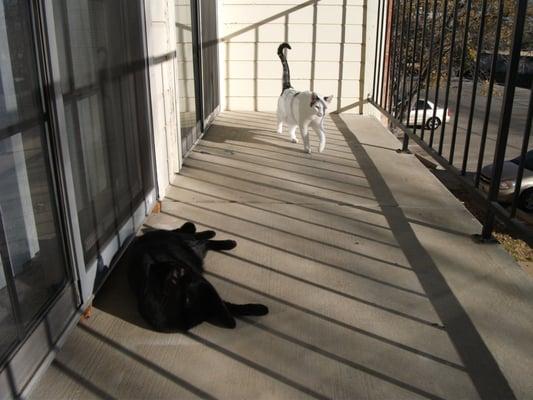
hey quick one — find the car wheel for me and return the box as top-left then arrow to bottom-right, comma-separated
518,189 -> 533,213
426,117 -> 441,129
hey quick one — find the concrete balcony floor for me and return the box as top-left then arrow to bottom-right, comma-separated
31,112 -> 533,399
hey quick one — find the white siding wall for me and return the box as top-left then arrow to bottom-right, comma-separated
146,0 -> 181,199
221,0 -> 371,113
175,0 -> 196,118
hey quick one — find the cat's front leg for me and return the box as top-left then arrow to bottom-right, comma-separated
311,120 -> 326,153
276,110 -> 284,134
289,125 -> 299,143
299,124 -> 311,153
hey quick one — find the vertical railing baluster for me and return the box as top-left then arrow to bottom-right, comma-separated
399,0 -> 414,124
387,0 -> 401,115
474,0 -> 504,187
406,0 -> 421,130
420,0 -> 440,142
372,0 -> 382,102
431,0 -> 450,149
377,0 -> 387,107
395,0 -> 413,151
461,0 -> 488,175
510,82 -> 533,218
449,0 -> 473,165
413,0 -> 430,138
481,0 -> 529,240
394,0 -> 408,120
436,0 -> 461,155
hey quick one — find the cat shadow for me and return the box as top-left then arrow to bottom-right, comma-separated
93,255 -> 152,330
202,123 -> 308,155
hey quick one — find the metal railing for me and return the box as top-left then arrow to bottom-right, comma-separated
369,0 -> 533,243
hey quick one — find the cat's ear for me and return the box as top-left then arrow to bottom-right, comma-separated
324,95 -> 334,104
175,222 -> 196,233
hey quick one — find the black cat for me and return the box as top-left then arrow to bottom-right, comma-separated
128,222 -> 268,332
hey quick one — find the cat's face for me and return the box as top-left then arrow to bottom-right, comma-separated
311,94 -> 333,118
150,262 -> 189,296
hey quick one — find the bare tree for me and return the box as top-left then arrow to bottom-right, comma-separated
390,0 -> 531,119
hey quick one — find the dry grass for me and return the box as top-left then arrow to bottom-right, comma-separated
493,232 -> 533,262
410,151 -> 533,268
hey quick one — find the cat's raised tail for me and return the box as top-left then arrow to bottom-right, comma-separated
277,42 -> 292,92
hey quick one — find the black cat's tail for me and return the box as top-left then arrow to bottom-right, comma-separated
225,302 -> 269,316
277,42 -> 292,92
207,240 -> 237,251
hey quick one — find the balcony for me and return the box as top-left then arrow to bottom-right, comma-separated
29,111 -> 533,399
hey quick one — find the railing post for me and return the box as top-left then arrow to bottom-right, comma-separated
387,0 -> 401,115
480,0 -> 528,241
372,0 -> 382,102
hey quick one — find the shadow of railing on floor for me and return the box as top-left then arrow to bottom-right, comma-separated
78,324 -> 217,400
52,360 -> 117,400
330,113 -> 516,400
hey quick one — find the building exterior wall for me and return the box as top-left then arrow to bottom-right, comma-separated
146,0 -> 181,198
175,0 -> 196,123
363,0 -> 386,118
220,0 -> 369,113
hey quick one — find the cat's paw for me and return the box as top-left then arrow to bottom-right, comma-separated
318,144 -> 326,153
291,137 -> 299,143
304,147 -> 312,154
249,304 -> 269,316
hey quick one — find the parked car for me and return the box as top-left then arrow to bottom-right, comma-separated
407,99 -> 451,129
480,150 -> 533,212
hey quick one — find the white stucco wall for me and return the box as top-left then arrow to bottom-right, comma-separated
220,0 -> 371,113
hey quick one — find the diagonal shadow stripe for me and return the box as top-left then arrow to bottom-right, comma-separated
159,209 -> 425,297
79,324 -> 218,400
164,196 -> 406,270
220,0 -> 317,42
193,145 -> 366,187
238,317 -> 445,400
205,271 -> 465,371
53,360 -> 117,400
187,154 -> 370,194
168,178 -> 392,232
168,183 -> 400,249
183,160 -> 375,202
186,332 -> 329,400
216,250 -> 443,329
195,142 -> 366,178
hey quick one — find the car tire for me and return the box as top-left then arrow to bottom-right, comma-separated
518,189 -> 533,213
426,117 -> 441,130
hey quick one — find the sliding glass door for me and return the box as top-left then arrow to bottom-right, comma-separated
176,0 -> 220,158
51,0 -> 154,267
1,0 -> 155,394
0,0 -> 70,363
176,0 -> 201,158
198,0 -> 220,127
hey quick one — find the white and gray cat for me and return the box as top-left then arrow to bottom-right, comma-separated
276,42 -> 333,153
